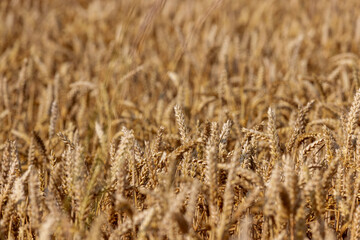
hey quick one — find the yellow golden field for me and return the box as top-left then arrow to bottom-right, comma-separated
1,0 -> 360,239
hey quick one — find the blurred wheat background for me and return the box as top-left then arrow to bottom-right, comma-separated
1,0 -> 360,239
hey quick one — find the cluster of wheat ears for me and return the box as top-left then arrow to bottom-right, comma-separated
1,0 -> 360,239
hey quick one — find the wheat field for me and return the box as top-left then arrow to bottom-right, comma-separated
1,0 -> 360,239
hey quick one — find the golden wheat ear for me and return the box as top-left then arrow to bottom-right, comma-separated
287,100 -> 315,153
